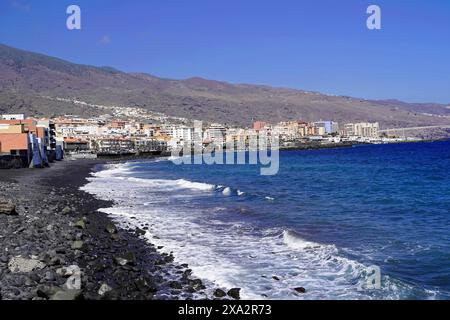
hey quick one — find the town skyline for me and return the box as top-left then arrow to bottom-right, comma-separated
0,108 -> 397,170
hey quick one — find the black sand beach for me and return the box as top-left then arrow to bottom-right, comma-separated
0,159 -> 234,300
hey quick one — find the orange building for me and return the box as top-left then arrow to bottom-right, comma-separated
0,133 -> 29,154
253,121 -> 267,131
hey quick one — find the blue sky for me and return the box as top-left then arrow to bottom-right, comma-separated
1,0 -> 449,103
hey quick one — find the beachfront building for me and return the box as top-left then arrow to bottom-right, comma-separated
1,114 -> 25,120
272,122 -> 302,141
64,137 -> 90,152
0,122 -> 30,156
142,124 -> 158,137
253,121 -> 268,131
96,138 -> 135,155
343,122 -> 380,139
133,138 -> 167,153
54,117 -> 100,137
172,126 -> 194,142
225,128 -> 250,150
0,118 -> 56,167
313,121 -> 339,134
204,123 -> 227,142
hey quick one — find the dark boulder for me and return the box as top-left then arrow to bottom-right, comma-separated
293,287 -> 306,294
227,288 -> 241,300
169,281 -> 183,290
214,289 -> 227,298
135,228 -> 146,236
105,223 -> 118,234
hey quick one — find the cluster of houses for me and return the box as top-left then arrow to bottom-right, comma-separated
0,112 -> 383,169
0,114 -> 61,169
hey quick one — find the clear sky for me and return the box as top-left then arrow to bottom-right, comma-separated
1,0 -> 449,103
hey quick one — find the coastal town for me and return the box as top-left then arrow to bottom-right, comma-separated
0,111 -> 414,169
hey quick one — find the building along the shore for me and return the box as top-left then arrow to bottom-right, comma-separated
313,121 -> 340,134
0,116 -> 60,168
342,122 -> 380,140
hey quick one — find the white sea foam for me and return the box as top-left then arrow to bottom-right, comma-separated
222,187 -> 232,196
81,162 -> 423,300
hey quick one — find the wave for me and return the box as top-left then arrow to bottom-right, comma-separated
283,230 -> 331,251
81,161 -> 434,300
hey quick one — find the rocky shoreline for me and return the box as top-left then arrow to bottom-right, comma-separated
0,160 -> 239,300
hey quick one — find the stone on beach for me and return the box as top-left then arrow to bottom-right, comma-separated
135,228 -> 146,236
8,257 -> 46,273
50,289 -> 82,301
0,198 -> 17,215
293,287 -> 307,294
98,283 -> 113,296
114,252 -> 136,266
105,223 -> 118,234
74,219 -> 87,230
63,274 -> 82,290
214,289 -> 227,298
61,206 -> 72,215
56,265 -> 81,277
71,241 -> 88,252
227,288 -> 241,300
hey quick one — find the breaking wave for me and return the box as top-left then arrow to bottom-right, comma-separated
81,161 -> 437,300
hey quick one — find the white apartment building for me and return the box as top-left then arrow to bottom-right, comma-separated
272,122 -> 301,140
343,122 -> 379,139
1,114 -> 25,120
57,124 -> 100,137
204,123 -> 227,142
172,126 -> 194,142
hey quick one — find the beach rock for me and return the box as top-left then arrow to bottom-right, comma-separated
110,233 -> 120,241
56,265 -> 81,278
169,281 -> 183,290
74,219 -> 86,230
189,279 -> 205,291
44,271 -> 56,282
63,274 -> 82,290
214,289 -> 227,298
134,277 -> 158,293
0,198 -> 17,215
8,257 -> 46,273
71,241 -> 87,252
293,287 -> 306,294
227,288 -> 241,300
36,285 -> 59,299
105,223 -> 118,234
114,252 -> 136,266
98,283 -> 113,296
50,289 -> 82,301
61,206 -> 72,215
135,228 -> 146,236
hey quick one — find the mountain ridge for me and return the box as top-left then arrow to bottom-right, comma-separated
1,43 -> 450,134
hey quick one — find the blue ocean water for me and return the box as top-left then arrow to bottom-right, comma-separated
82,141 -> 450,300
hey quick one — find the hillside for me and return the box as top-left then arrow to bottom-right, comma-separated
1,44 -> 450,133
